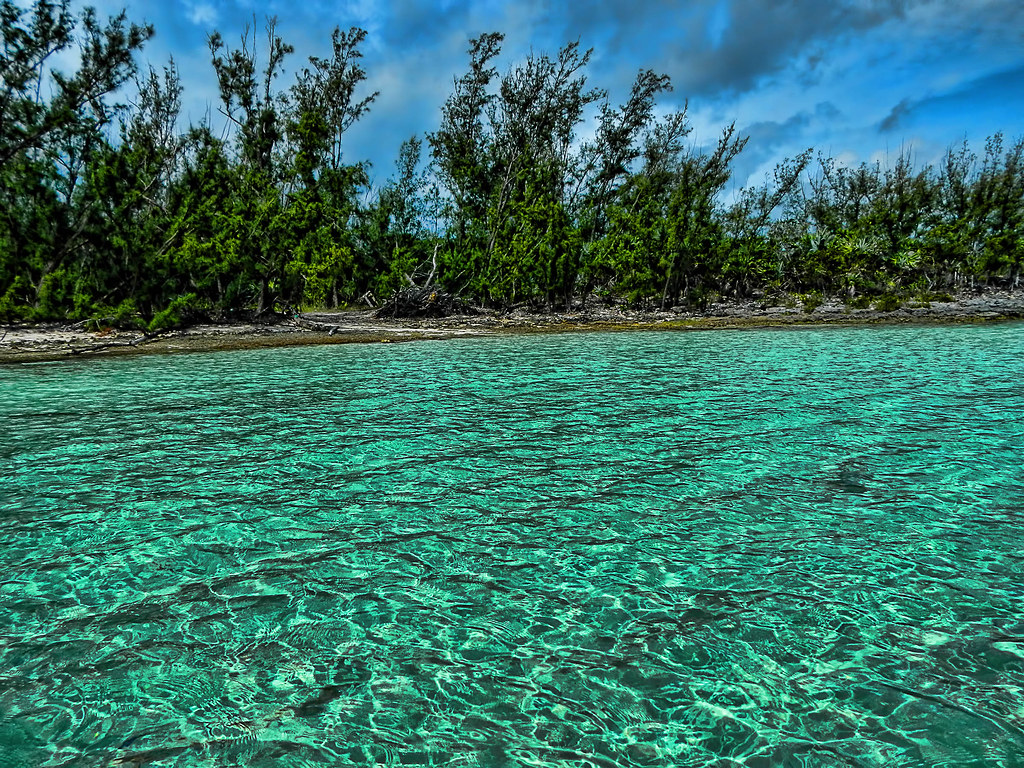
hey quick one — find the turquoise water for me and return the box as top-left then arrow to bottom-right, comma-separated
2,324 -> 1024,767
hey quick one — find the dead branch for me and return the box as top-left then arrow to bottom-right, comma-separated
67,328 -> 172,356
374,286 -> 476,319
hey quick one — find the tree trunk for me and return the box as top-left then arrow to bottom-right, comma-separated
256,277 -> 270,315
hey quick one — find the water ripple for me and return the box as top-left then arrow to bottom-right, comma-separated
2,324 -> 1023,766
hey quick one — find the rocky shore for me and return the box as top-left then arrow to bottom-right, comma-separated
2,289 -> 1022,364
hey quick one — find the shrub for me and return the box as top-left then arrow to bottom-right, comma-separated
0,278 -> 30,323
801,292 -> 823,313
148,293 -> 200,332
874,294 -> 902,312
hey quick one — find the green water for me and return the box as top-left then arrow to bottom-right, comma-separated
2,324 -> 1024,767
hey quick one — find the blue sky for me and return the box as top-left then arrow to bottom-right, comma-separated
82,0 -> 1024,191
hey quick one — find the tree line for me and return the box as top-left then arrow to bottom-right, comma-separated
2,2 -> 1022,328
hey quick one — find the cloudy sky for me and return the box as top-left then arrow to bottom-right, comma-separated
83,0 -> 1024,190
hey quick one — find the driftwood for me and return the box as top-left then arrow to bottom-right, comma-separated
290,316 -> 341,334
67,329 -> 170,355
374,287 -> 476,319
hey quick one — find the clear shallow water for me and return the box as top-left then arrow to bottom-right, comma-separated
1,324 -> 1024,768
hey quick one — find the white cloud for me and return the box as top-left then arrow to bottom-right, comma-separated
186,1 -> 218,27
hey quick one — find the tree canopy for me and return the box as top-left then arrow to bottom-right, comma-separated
1,2 -> 1021,327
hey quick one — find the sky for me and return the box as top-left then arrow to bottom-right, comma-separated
72,0 -> 1024,191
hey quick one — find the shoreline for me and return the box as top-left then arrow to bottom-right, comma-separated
2,290 -> 1023,364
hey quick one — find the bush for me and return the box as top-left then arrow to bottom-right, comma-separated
801,292 -> 823,313
845,294 -> 873,309
0,278 -> 30,322
148,293 -> 200,332
874,294 -> 902,312
84,299 -> 145,331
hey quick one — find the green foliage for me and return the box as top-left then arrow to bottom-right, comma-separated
0,11 -> 1021,326
845,294 -> 873,309
801,292 -> 824,313
109,299 -> 142,328
288,233 -> 354,308
874,294 -> 902,312
81,299 -> 143,330
148,293 -> 200,332
0,275 -> 29,321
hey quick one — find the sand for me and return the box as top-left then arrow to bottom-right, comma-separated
2,289 -> 1022,364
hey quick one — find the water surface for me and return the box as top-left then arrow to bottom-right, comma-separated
2,324 -> 1024,767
